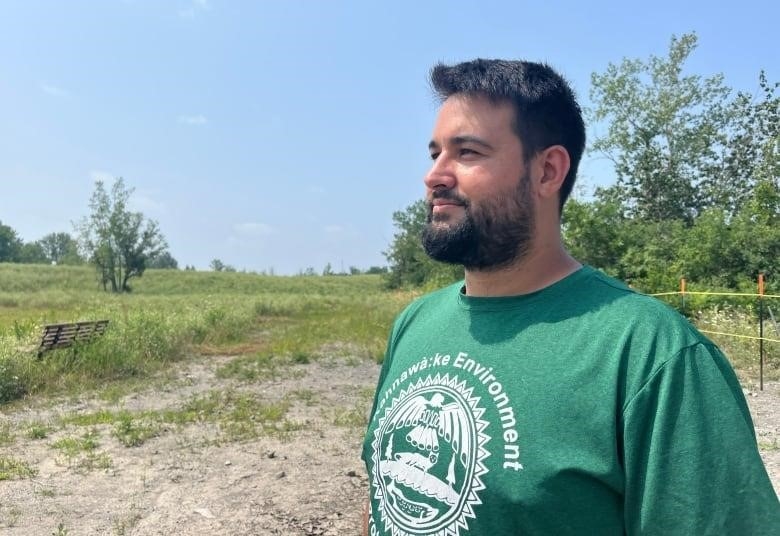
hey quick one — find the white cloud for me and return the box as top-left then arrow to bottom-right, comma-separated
178,114 -> 208,125
233,222 -> 275,236
40,83 -> 68,97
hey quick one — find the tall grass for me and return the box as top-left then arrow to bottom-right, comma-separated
0,263 -> 411,404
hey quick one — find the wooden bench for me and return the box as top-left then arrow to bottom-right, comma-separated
38,320 -> 110,358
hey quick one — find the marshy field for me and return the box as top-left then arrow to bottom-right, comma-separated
0,265 -> 777,535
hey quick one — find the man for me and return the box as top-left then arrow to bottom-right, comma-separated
362,59 -> 779,535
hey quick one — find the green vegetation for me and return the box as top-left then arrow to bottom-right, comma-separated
0,263 -> 411,405
0,423 -> 14,446
0,456 -> 37,480
26,422 -> 51,440
112,415 -> 160,447
50,430 -> 112,472
75,178 -> 168,293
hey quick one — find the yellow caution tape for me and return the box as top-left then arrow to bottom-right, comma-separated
651,291 -> 780,299
698,329 -> 780,344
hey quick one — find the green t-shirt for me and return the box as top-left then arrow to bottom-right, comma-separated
362,266 -> 779,535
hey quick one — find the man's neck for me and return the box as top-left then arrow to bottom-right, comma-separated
463,243 -> 581,297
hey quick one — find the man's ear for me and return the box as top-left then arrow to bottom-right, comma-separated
535,145 -> 571,200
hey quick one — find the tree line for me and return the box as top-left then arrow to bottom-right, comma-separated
384,33 -> 779,293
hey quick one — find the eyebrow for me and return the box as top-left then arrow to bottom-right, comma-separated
428,135 -> 495,152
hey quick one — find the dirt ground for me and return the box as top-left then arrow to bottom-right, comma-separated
0,355 -> 778,536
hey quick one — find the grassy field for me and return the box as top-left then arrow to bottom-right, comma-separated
0,262 -> 777,405
0,263 -> 415,404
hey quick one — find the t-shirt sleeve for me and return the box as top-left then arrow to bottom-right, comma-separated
622,343 -> 780,535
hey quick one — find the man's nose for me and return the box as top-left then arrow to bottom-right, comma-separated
424,154 -> 456,190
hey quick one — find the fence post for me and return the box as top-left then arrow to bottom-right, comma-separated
758,273 -> 765,391
680,278 -> 686,315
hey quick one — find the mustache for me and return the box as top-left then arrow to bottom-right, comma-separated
428,189 -> 469,206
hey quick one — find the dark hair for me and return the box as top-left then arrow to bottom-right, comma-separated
430,59 -> 585,212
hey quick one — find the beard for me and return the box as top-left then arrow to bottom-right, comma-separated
421,172 -> 535,271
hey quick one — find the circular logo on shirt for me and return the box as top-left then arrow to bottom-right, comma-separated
370,373 -> 490,535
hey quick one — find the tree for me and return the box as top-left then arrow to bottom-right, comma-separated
583,33 -> 778,292
562,193 -> 628,276
18,242 -> 48,264
383,200 -> 462,288
0,221 -> 22,262
210,259 -> 225,272
710,71 -> 780,214
148,250 -> 179,269
589,33 -> 732,221
76,178 -> 167,292
38,232 -> 82,265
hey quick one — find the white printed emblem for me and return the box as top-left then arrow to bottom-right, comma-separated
370,373 -> 490,535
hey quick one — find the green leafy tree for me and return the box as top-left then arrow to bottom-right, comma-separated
18,241 -> 48,264
76,178 -> 167,292
148,250 -> 179,269
209,258 -> 225,272
711,72 -> 780,214
562,192 -> 628,276
0,221 -> 22,262
585,33 -> 778,292
38,232 -> 82,265
589,33 -> 732,222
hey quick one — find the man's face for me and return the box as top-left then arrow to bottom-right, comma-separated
422,95 -> 535,270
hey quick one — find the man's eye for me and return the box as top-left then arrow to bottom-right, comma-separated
429,152 -> 440,161
460,148 -> 479,157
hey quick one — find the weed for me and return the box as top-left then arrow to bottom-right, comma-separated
51,429 -> 111,471
112,502 -> 142,535
291,350 -> 311,364
759,438 -> 779,451
0,422 -> 14,446
0,456 -> 37,480
113,415 -> 159,447
287,388 -> 317,406
27,422 -> 51,440
52,522 -> 69,536
36,487 -> 56,498
2,505 -> 22,526
332,406 -> 368,428
215,352 -> 292,382
0,358 -> 25,403
61,409 -> 130,426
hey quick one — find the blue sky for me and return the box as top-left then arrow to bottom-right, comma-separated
1,0 -> 777,274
